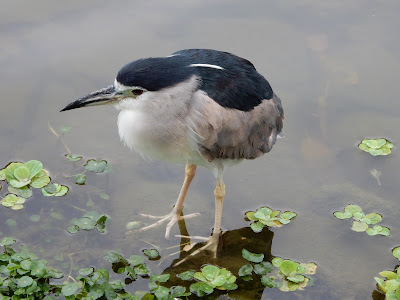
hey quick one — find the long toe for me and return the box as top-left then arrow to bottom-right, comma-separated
137,211 -> 201,239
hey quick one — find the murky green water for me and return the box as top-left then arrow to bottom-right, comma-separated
1,1 -> 400,299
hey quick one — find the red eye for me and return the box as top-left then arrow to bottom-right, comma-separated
132,89 -> 143,96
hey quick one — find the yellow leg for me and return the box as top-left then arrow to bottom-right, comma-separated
173,178 -> 225,266
138,164 -> 200,238
211,180 -> 225,248
174,164 -> 197,214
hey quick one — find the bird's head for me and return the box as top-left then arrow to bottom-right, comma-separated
61,56 -> 195,112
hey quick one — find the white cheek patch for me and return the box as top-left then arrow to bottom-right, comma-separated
189,64 -> 224,70
114,79 -> 144,93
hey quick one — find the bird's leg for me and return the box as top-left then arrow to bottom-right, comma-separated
138,164 -> 200,238
173,178 -> 225,266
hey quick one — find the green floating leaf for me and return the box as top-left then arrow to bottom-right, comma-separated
0,236 -> 16,246
239,263 -> 253,277
61,282 -> 78,297
242,248 -> 264,263
261,275 -> 278,288
79,267 -> 94,276
272,257 -> 283,267
0,168 -> 6,180
251,221 -> 264,233
359,138 -> 393,156
393,247 -> 400,261
24,160 -> 43,178
17,275 -> 33,288
128,255 -> 145,267
190,282 -> 214,297
42,183 -> 68,196
177,270 -> 195,280
280,260 -> 299,276
84,159 -> 107,173
254,262 -> 274,275
67,225 -> 79,234
65,154 -> 82,162
345,204 -> 363,215
333,211 -> 352,219
143,249 -> 160,259
8,185 -> 32,198
351,221 -> 368,232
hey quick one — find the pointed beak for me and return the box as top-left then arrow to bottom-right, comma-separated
61,85 -> 124,112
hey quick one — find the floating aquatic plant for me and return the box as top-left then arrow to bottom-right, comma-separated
41,183 -> 68,197
188,265 -> 238,297
333,204 -> 390,236
84,159 -> 108,173
245,207 -> 297,232
358,138 -> 393,156
239,249 -> 316,292
0,194 -> 25,210
374,247 -> 400,299
67,211 -> 109,234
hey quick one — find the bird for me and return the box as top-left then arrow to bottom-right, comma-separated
61,49 -> 284,257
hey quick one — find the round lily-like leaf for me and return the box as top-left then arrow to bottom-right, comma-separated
17,276 -> 33,288
67,225 -> 79,234
242,248 -> 264,263
77,217 -> 96,230
378,226 -> 390,236
366,228 -> 377,236
61,282 -> 78,297
79,267 -> 94,276
128,255 -> 145,266
75,174 -> 87,185
143,249 -> 160,259
202,265 -> 220,281
24,160 -> 43,178
238,263 -> 253,277
177,270 -> 195,280
351,221 -> 368,232
363,213 -> 382,225
345,204 -> 362,215
84,159 -> 107,173
272,257 -> 283,267
279,260 -> 299,276
44,183 -> 58,194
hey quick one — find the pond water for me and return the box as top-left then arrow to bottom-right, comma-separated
1,1 -> 400,299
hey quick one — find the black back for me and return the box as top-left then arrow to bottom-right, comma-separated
116,49 -> 274,111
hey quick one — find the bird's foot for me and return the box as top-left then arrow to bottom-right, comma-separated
173,233 -> 221,267
138,210 -> 201,239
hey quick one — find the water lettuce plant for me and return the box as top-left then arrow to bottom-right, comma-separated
245,207 -> 297,232
84,159 -> 108,173
358,138 -> 393,156
333,204 -> 390,236
374,247 -> 400,299
0,160 -> 68,210
189,265 -> 238,297
239,249 -> 316,292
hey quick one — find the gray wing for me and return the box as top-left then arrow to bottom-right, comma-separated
188,91 -> 284,161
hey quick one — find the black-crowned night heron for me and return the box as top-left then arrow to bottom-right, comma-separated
62,49 -> 284,256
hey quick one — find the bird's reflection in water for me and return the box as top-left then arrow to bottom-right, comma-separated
159,216 -> 274,299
